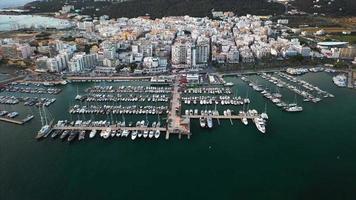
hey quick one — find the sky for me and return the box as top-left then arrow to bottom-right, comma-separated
0,0 -> 34,9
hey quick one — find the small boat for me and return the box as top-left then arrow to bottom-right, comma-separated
143,130 -> 148,138
60,130 -> 69,140
199,117 -> 206,128
67,131 -> 78,142
149,130 -> 154,138
131,130 -> 138,140
154,130 -> 160,138
207,116 -> 213,128
78,130 -> 85,141
89,129 -> 97,138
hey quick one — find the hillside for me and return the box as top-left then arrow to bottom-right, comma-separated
26,0 -> 284,18
292,0 -> 356,16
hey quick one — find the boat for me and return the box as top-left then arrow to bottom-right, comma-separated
207,116 -> 213,128
224,82 -> 234,87
199,117 -> 206,128
131,130 -> 138,140
149,130 -> 154,138
253,117 -> 266,134
122,129 -> 129,137
36,125 -> 51,139
60,130 -> 69,140
143,130 -> 148,138
285,106 -> 303,112
89,129 -> 97,138
332,74 -> 347,87
154,130 -> 160,138
51,130 -> 61,138
102,128 -> 111,139
78,130 -> 86,141
67,131 -> 78,142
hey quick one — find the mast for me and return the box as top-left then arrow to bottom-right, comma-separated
42,105 -> 48,125
38,105 -> 44,126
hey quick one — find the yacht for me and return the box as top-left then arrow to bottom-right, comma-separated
60,130 -> 69,140
67,131 -> 78,142
261,113 -> 268,120
122,129 -> 129,137
285,106 -> 303,112
36,125 -> 51,139
207,116 -> 213,128
102,128 -> 111,139
78,130 -> 86,141
199,117 -> 206,128
253,117 -> 266,134
332,74 -> 347,87
89,129 -> 97,138
149,130 -> 154,138
138,131 -> 143,138
143,130 -> 149,138
131,130 -> 138,140
154,130 -> 160,138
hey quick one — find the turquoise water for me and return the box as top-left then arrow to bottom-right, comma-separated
1,72 -> 356,200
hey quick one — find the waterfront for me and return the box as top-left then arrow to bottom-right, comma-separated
1,72 -> 356,199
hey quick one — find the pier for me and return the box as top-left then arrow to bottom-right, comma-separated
52,125 -> 166,132
182,114 -> 260,120
0,115 -> 34,125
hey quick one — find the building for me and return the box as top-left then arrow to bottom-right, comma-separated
68,52 -> 98,72
171,38 -> 192,67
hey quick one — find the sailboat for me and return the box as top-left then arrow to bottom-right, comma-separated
285,94 -> 303,112
75,86 -> 83,101
261,103 -> 269,119
36,105 -> 54,139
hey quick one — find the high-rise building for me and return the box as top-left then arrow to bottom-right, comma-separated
68,52 -> 98,72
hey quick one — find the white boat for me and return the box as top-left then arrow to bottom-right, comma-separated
154,130 -> 160,138
333,74 -> 347,87
207,116 -> 213,128
89,129 -> 97,138
101,128 -> 111,139
285,106 -> 303,112
199,117 -> 206,128
261,113 -> 268,119
131,130 -> 138,140
36,125 -> 51,139
224,82 -> 234,87
253,117 -> 266,134
143,130 -> 148,138
149,130 -> 154,138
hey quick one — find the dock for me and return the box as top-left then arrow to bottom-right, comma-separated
182,114 -> 259,120
0,115 -> 34,125
52,125 -> 166,132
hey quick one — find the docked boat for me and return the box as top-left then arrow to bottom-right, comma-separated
253,117 -> 266,134
333,74 -> 347,87
78,130 -> 86,141
67,131 -> 78,142
51,130 -> 61,139
154,130 -> 160,138
149,130 -> 154,138
60,130 -> 69,140
36,125 -> 51,139
207,116 -> 213,128
89,129 -> 97,138
143,130 -> 148,138
199,117 -> 206,128
131,130 -> 138,140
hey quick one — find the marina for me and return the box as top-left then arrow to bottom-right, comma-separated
1,85 -> 62,95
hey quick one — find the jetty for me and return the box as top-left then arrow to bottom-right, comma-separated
0,115 -> 34,125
